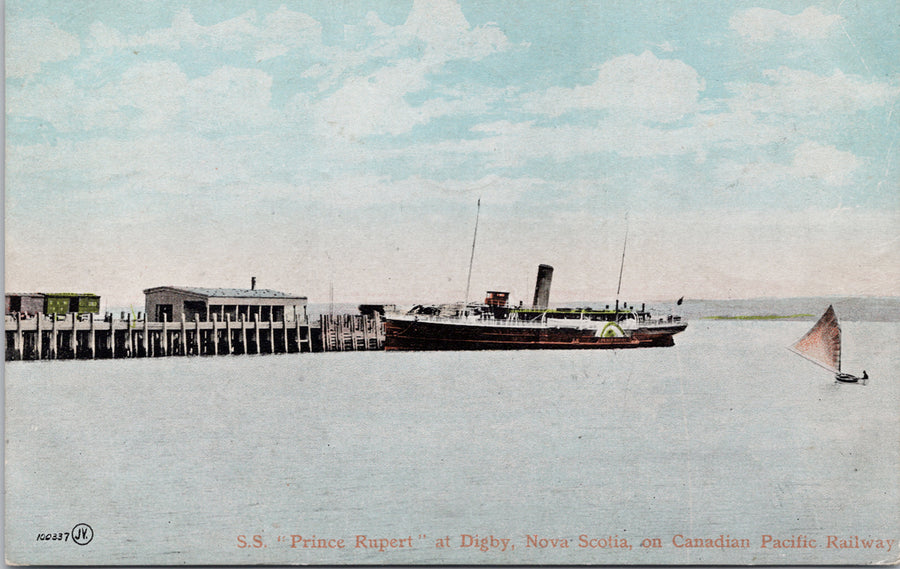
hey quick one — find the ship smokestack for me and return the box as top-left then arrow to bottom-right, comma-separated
532,264 -> 553,310
251,276 -> 256,290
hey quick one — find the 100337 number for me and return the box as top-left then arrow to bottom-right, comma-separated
36,532 -> 69,541
35,523 -> 93,545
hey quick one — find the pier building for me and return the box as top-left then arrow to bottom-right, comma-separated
143,286 -> 308,323
5,293 -> 45,316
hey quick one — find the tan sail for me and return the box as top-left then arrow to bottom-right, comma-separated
789,305 -> 841,374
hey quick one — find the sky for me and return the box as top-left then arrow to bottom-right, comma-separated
4,0 -> 899,307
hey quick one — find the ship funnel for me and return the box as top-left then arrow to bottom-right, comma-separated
532,264 -> 554,310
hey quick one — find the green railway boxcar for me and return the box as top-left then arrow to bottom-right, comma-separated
75,295 -> 100,314
42,293 -> 100,315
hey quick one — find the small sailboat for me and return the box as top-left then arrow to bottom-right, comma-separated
789,305 -> 867,384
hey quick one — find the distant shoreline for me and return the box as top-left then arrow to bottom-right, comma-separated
702,314 -> 814,321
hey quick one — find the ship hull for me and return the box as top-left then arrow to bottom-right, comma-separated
384,317 -> 682,351
633,323 -> 688,344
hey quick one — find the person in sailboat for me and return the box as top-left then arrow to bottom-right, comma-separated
791,305 -> 868,385
836,369 -> 868,383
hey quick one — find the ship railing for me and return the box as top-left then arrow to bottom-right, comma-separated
637,315 -> 683,326
392,313 -> 555,328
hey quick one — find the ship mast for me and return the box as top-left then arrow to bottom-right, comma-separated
463,199 -> 481,313
615,214 -> 628,318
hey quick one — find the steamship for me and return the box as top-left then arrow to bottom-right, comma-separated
383,264 -> 687,351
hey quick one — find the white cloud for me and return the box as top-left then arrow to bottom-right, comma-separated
6,134 -> 246,191
8,73 -> 140,132
260,6 -> 323,51
716,142 -> 862,189
311,0 -> 513,139
595,110 -> 787,158
185,67 -> 274,131
86,7 -> 321,62
654,41 -> 677,53
315,59 -> 436,139
401,0 -> 511,63
728,67 -> 900,116
314,66 -> 502,140
8,61 -> 273,133
302,174 -> 542,210
88,10 -> 250,51
6,17 -> 80,78
112,61 -> 190,130
169,9 -> 258,50
448,106 -> 787,167
730,6 -> 844,43
86,21 -> 127,50
520,51 -> 704,123
790,141 -> 862,186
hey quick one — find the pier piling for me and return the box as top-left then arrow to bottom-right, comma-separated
319,313 -> 383,352
5,311 -> 320,361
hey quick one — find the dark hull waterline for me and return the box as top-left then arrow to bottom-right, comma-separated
384,318 -> 683,351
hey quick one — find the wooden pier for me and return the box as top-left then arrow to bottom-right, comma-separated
319,313 -> 385,352
5,313 -> 313,360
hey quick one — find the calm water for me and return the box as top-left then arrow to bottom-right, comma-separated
5,320 -> 899,565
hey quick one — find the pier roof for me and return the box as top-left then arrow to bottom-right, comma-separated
143,286 -> 306,300
42,292 -> 100,298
